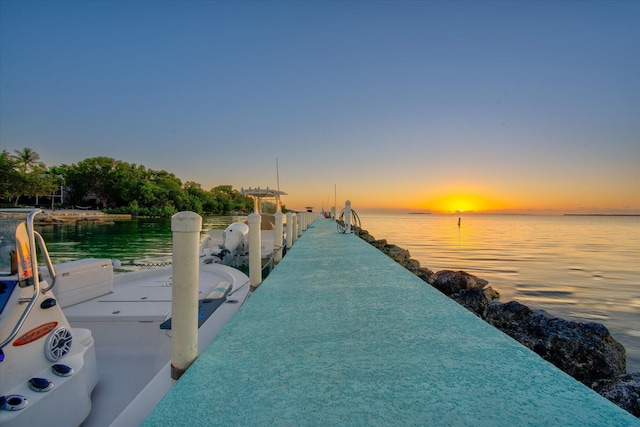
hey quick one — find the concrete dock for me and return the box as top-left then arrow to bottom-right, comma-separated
143,217 -> 638,426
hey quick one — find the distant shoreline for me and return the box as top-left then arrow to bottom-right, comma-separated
563,214 -> 640,217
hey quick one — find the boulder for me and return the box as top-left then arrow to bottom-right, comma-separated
382,244 -> 411,265
592,372 -> 640,417
485,301 -> 627,385
403,258 -> 421,273
451,287 -> 500,317
429,270 -> 489,296
415,267 -> 435,283
371,239 -> 388,251
361,233 -> 377,244
353,228 -> 375,243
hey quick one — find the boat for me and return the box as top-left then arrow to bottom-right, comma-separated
199,187 -> 288,268
0,210 -> 250,427
198,219 -> 286,267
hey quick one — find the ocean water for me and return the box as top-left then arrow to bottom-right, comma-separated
1,213 -> 638,372
357,212 -> 640,373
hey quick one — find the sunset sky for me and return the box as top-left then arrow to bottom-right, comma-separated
1,0 -> 638,213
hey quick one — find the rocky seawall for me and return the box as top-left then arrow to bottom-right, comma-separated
350,224 -> 640,418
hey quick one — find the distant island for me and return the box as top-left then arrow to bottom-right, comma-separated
408,212 -> 432,215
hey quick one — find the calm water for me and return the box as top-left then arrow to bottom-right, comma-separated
0,216 -> 239,273
1,213 -> 638,372
358,213 -> 640,373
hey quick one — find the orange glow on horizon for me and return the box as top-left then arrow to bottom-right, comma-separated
419,193 -> 508,213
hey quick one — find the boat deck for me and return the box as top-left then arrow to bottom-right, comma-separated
143,218 -> 638,426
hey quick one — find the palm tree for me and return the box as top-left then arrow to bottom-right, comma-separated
11,147 -> 44,173
9,148 -> 46,206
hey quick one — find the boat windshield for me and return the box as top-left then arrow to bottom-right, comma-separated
0,220 -> 20,275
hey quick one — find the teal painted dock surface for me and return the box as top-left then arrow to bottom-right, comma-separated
144,218 -> 638,426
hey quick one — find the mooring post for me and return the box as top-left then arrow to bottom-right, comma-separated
345,200 -> 352,234
292,213 -> 298,244
248,212 -> 262,291
286,212 -> 293,249
274,209 -> 284,263
170,211 -> 202,381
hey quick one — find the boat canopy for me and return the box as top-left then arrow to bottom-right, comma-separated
240,188 -> 287,198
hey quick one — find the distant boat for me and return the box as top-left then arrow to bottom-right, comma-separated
0,210 -> 250,427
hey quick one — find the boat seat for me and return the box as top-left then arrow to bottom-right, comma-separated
44,258 -> 114,308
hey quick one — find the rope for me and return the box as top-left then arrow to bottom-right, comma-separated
127,258 -> 173,267
337,208 -> 361,233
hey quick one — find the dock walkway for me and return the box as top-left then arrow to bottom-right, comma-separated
143,218 -> 638,426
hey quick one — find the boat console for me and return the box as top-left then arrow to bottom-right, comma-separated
0,210 -> 98,427
1,209 -> 251,427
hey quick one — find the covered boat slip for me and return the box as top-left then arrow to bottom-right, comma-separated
144,218 -> 637,426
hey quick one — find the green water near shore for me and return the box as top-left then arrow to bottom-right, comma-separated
0,216 -> 241,273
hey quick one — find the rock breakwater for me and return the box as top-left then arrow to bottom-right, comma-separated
351,224 -> 640,417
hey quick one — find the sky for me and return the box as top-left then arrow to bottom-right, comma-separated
1,0 -> 638,214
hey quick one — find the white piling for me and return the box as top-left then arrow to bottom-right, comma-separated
170,211 -> 202,381
292,213 -> 299,244
286,212 -> 293,249
345,200 -> 352,234
274,210 -> 284,262
248,212 -> 262,291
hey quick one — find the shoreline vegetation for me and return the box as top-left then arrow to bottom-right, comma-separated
0,149 -> 264,217
345,221 -> 640,418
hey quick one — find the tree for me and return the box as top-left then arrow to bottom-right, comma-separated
65,157 -> 120,209
183,182 -> 210,214
11,147 -> 44,173
0,151 -> 21,202
0,148 -> 58,206
211,185 -> 253,214
27,166 -> 59,205
1,149 -> 255,216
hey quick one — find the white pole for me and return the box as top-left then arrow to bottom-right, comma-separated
286,212 -> 293,249
333,184 -> 338,221
292,213 -> 298,244
274,209 -> 284,263
170,211 -> 202,381
248,212 -> 262,291
345,200 -> 352,234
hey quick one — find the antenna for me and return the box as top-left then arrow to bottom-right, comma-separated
276,157 -> 280,193
276,157 -> 281,211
